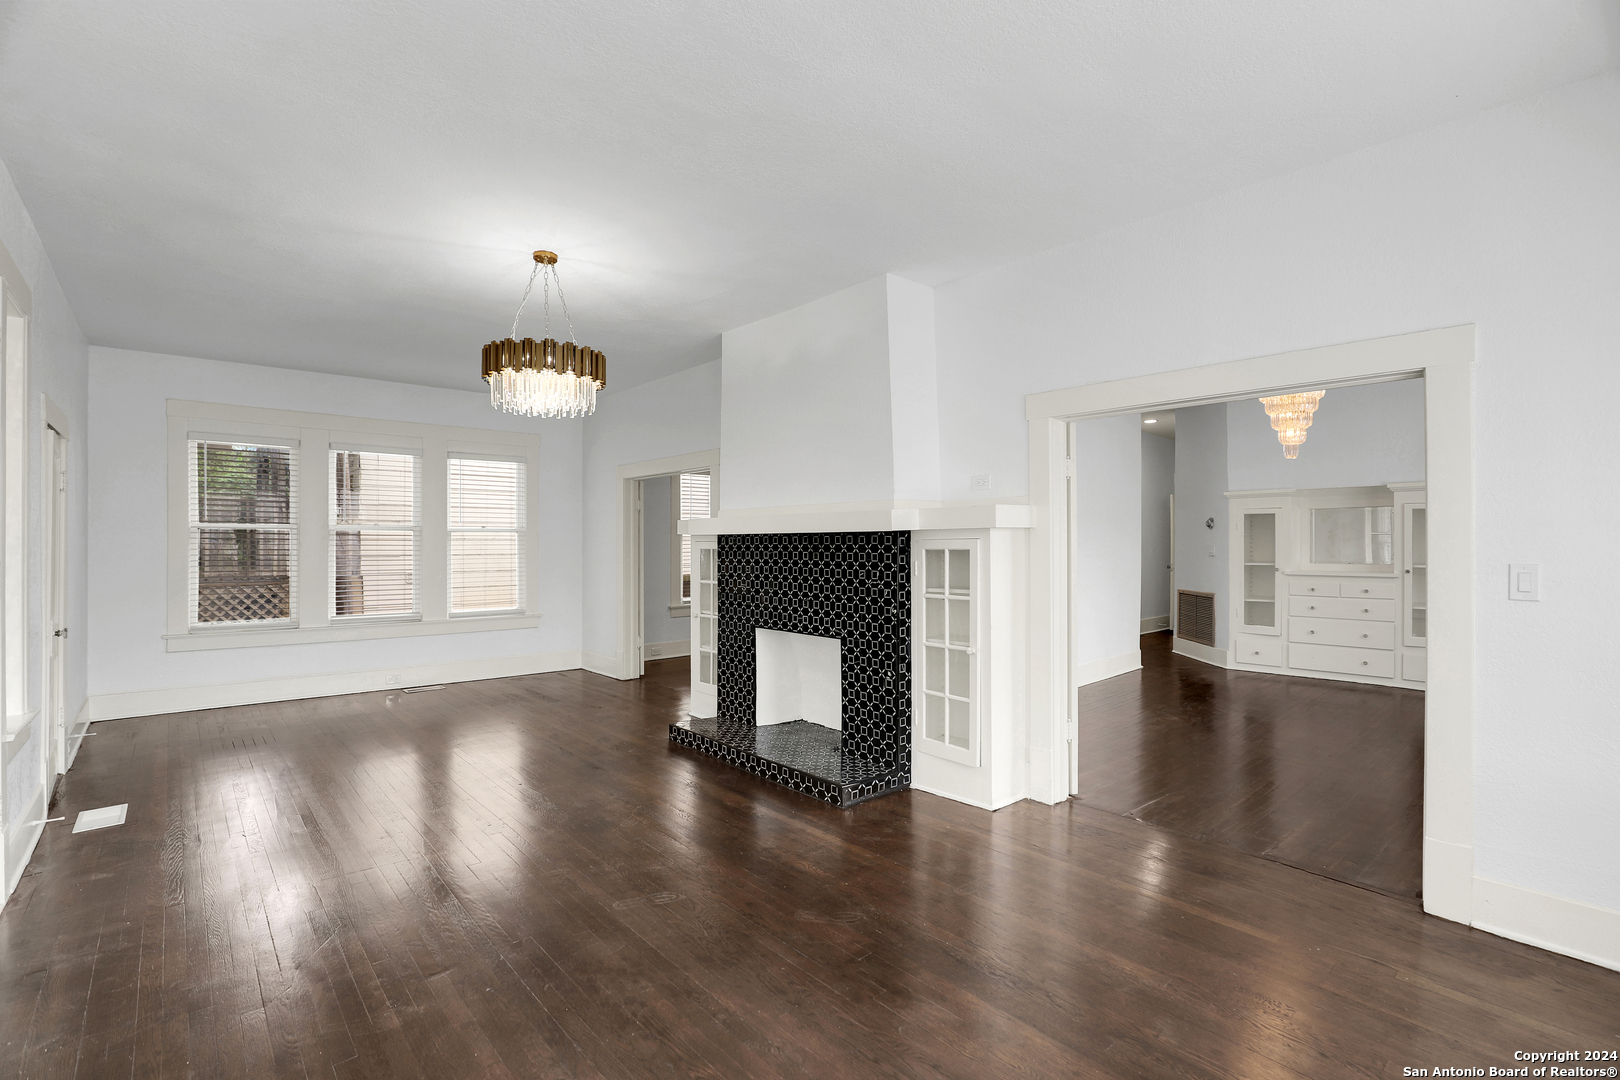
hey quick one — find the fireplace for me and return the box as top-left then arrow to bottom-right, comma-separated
670,530 -> 911,806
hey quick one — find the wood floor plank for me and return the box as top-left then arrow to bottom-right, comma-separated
2,658 -> 1615,1078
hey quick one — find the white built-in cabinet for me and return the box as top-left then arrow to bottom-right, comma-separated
687,538 -> 718,717
909,527 -> 1028,810
1228,485 -> 1426,689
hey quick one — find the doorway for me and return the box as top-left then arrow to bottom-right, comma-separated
1026,325 -> 1475,923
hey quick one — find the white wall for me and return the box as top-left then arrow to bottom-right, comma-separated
1172,404 -> 1229,649
86,348 -> 582,707
932,72 -> 1620,928
580,359 -> 720,664
0,154 -> 89,898
1228,378 -> 1425,492
640,475 -> 689,652
721,275 -> 893,511
1140,432 -> 1174,620
1070,416 -> 1142,678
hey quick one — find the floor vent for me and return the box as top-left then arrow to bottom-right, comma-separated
72,804 -> 128,833
402,685 -> 447,694
1176,590 -> 1216,648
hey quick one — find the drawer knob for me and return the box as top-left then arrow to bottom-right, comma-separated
1309,605 -> 1315,610
1361,661 -> 1369,666
1363,609 -> 1369,613
1361,634 -> 1368,638
1362,589 -> 1369,594
1308,630 -> 1315,635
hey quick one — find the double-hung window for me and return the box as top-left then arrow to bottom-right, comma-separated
448,456 -> 524,614
169,401 -> 540,649
671,471 -> 711,608
330,448 -> 419,619
188,438 -> 297,626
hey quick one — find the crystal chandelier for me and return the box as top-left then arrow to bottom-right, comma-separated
481,251 -> 606,418
1259,390 -> 1326,459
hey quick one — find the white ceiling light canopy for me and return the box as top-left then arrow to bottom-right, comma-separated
482,250 -> 606,418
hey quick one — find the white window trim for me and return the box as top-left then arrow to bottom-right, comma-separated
165,400 -> 541,651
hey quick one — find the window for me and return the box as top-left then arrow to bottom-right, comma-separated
448,456 -> 524,613
331,449 -> 418,618
671,471 -> 711,608
167,401 -> 541,650
188,439 -> 296,625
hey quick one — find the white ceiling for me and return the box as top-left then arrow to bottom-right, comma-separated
0,1 -> 1612,394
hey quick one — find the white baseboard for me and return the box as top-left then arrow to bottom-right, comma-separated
1139,615 -> 1170,633
64,700 -> 89,772
4,787 -> 46,903
581,650 -> 622,678
1472,877 -> 1620,973
1073,649 -> 1142,689
88,650 -> 584,721
645,638 -> 691,660
908,779 -> 1024,812
1172,637 -> 1229,669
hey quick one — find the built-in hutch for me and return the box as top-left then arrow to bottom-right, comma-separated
1227,484 -> 1426,688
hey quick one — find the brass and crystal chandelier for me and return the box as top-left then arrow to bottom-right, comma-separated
1259,390 -> 1326,459
481,250 -> 606,418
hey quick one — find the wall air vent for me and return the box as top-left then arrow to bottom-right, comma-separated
1176,589 -> 1216,648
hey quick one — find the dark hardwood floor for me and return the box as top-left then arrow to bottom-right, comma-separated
1076,632 -> 1423,901
2,657 -> 1615,1079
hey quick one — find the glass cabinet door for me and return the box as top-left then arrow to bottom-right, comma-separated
1239,510 -> 1280,634
1403,505 -> 1427,647
688,541 -> 719,716
915,539 -> 978,766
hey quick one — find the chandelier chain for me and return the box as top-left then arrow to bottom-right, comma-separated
509,261 -> 542,340
550,265 -> 578,344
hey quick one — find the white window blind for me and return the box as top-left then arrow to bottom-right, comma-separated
331,449 -> 419,618
188,439 -> 297,625
448,457 -> 524,613
677,472 -> 711,602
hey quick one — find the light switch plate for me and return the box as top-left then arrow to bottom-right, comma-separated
1509,563 -> 1540,601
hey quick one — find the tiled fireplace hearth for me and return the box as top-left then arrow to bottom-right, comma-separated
670,530 -> 911,806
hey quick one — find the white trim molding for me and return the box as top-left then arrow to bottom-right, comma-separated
1140,615 -> 1170,633
645,638 -> 691,660
1073,649 -> 1142,689
1171,638 -> 1229,669
1472,878 -> 1620,973
88,649 -> 583,721
1025,324 -> 1476,930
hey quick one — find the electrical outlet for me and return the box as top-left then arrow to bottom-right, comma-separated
970,473 -> 991,492
384,674 -> 401,686
649,645 -> 662,658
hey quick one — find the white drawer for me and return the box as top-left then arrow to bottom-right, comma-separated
1402,651 -> 1427,682
1289,617 -> 1394,650
1234,634 -> 1282,667
1289,579 -> 1340,597
1338,579 -> 1396,600
1289,642 -> 1395,679
1288,596 -> 1396,622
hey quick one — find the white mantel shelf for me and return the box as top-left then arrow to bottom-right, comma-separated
680,503 -> 1033,536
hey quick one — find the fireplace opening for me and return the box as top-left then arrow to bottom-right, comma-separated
755,628 -> 841,731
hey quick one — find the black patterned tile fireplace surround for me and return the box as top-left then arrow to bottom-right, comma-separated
670,531 -> 911,807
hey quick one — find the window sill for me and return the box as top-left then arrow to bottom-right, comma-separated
667,604 -> 692,618
4,709 -> 39,744
164,613 -> 540,651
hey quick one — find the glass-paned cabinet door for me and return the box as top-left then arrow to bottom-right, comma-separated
915,538 -> 979,766
1238,510 -> 1281,635
1403,505 -> 1427,647
688,540 -> 719,717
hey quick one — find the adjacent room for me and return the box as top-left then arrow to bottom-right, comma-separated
1072,380 -> 1428,900
0,3 -> 1616,1077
